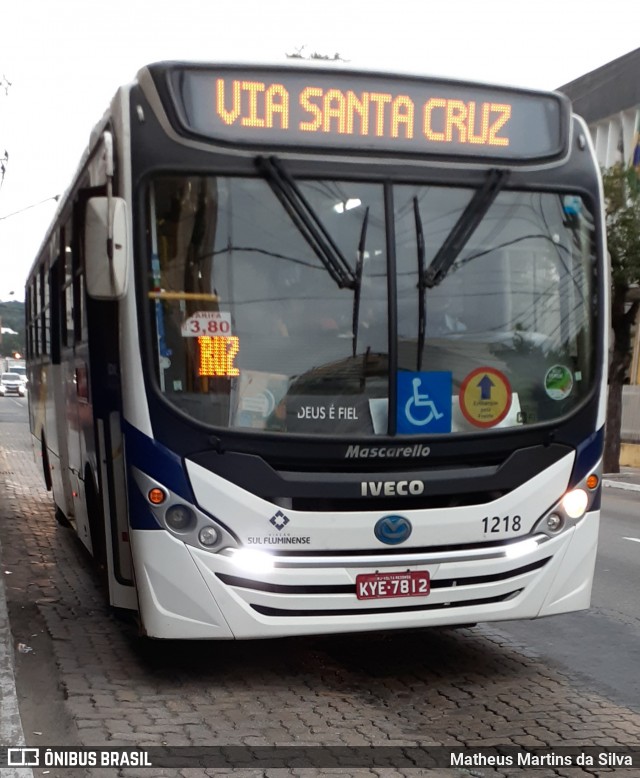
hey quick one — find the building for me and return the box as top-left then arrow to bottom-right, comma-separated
559,48 -> 640,466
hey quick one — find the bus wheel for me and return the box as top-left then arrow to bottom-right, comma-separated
85,470 -> 108,586
54,504 -> 70,527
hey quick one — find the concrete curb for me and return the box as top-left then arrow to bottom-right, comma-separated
602,479 -> 640,492
0,543 -> 33,778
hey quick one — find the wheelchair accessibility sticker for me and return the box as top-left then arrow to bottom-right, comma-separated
397,371 -> 452,434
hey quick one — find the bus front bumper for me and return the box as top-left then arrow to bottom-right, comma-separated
130,512 -> 599,640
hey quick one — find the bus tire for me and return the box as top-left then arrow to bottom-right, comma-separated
54,504 -> 70,527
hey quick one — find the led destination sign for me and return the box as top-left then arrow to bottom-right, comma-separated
167,68 -> 568,161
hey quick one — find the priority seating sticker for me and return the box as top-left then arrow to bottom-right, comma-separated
459,367 -> 512,428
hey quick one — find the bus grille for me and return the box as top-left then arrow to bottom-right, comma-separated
215,557 -> 549,617
286,490 -> 507,511
216,558 -> 548,594
250,590 -> 522,618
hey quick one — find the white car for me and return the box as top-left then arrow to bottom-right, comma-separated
10,367 -> 28,389
0,372 -> 26,397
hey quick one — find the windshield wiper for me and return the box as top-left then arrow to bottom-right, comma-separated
256,156 -> 357,290
352,206 -> 369,357
420,168 -> 509,289
413,197 -> 426,370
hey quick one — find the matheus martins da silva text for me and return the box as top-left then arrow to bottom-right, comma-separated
450,752 -> 633,767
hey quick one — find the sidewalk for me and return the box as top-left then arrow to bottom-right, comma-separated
0,421 -> 35,777
602,467 -> 640,492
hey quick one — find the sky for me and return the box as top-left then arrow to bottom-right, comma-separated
0,0 -> 638,302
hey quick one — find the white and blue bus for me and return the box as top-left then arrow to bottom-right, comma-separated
26,63 -> 607,639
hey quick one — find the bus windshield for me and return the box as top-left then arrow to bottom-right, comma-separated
146,175 -> 596,436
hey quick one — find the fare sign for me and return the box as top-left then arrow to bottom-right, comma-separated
181,310 -> 232,337
164,66 -> 568,162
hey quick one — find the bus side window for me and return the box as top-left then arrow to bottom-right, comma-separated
40,264 -> 49,357
62,220 -> 75,348
72,199 -> 88,346
49,256 -> 62,365
25,284 -> 32,358
32,273 -> 40,356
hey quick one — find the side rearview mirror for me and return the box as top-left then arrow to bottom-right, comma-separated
85,196 -> 129,300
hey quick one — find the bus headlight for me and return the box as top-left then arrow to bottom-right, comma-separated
546,513 -> 564,532
165,504 -> 196,532
230,549 -> 274,572
561,488 -> 589,520
198,526 -> 219,547
505,538 -> 539,559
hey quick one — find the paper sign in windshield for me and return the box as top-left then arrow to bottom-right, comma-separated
182,311 -> 233,337
544,365 -> 573,400
459,367 -> 512,428
233,370 -> 289,430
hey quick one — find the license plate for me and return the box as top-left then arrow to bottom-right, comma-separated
356,570 -> 430,600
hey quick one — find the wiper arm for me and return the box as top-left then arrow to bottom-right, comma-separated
413,197 -> 426,370
256,156 -> 357,290
352,206 -> 369,357
420,168 -> 509,289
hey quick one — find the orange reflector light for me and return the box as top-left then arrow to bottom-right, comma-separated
148,488 -> 166,505
586,474 -> 599,490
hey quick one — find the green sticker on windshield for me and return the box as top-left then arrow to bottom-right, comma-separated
544,365 -> 573,400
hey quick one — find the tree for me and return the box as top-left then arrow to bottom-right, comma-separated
602,163 -> 640,473
0,301 -> 25,357
1,331 -> 24,357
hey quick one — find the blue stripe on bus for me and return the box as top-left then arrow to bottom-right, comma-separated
570,426 -> 604,511
571,427 -> 604,485
123,421 -> 194,501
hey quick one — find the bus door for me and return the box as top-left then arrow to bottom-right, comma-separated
80,134 -> 136,609
56,214 -> 95,551
87,297 -> 136,608
47,249 -> 78,531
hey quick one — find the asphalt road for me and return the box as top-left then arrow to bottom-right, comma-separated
593,490 -> 640,623
496,488 -> 640,712
0,394 -> 27,420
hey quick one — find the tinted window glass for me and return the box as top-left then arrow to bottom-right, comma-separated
148,177 -> 388,435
